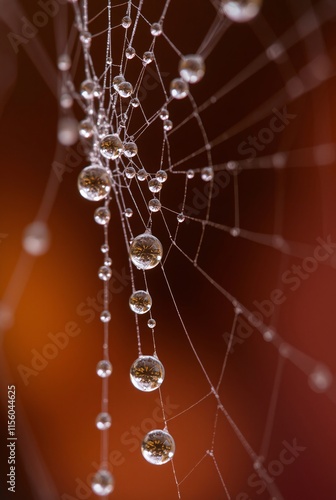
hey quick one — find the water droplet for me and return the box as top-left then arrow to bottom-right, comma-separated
221,0 -> 262,23
137,169 -> 148,181
96,412 -> 112,430
141,429 -> 175,465
187,169 -> 195,179
98,266 -> 112,281
159,107 -> 169,120
163,119 -> 173,131
100,134 -> 124,159
79,118 -> 94,138
148,179 -> 162,193
177,213 -> 185,223
101,244 -> 109,253
96,360 -> 112,377
91,470 -> 114,496
94,207 -> 111,225
125,208 -> 133,218
80,79 -> 96,99
125,166 -> 136,179
121,16 -> 132,28
147,318 -> 156,328
143,51 -> 154,65
149,199 -> 161,212
23,222 -> 50,256
130,355 -> 164,391
179,54 -> 205,84
131,97 -> 140,108
113,75 -> 125,91
78,166 -> 111,201
58,117 -> 78,145
201,166 -> 214,181
156,170 -> 168,183
150,22 -> 162,36
60,93 -> 73,109
58,54 -> 71,71
125,46 -> 136,59
124,142 -> 138,158
170,78 -> 189,99
80,31 -> 92,48
129,290 -> 152,314
129,233 -> 163,270
118,81 -> 133,98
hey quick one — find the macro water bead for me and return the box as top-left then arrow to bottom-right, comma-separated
129,233 -> 163,270
91,470 -> 114,496
150,22 -> 162,36
221,0 -> 262,22
201,166 -> 214,181
121,15 -> 132,28
130,355 -> 165,391
143,51 -> 154,65
156,170 -> 168,183
179,55 -> 205,84
96,412 -> 112,430
23,222 -> 50,256
78,166 -> 111,201
80,79 -> 96,99
129,290 -> 152,314
118,81 -> 133,98
148,199 -> 161,212
112,74 -> 125,91
79,118 -> 94,138
124,142 -> 138,158
100,134 -> 124,159
125,166 -> 136,178
94,206 -> 111,225
170,78 -> 189,99
98,265 -> 112,281
96,360 -> 113,378
125,46 -> 136,59
57,54 -> 71,71
141,430 -> 175,465
148,179 -> 162,193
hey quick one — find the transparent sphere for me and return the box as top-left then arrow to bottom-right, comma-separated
148,179 -> 162,193
94,207 -> 111,225
79,118 -> 94,138
106,56 -> 112,66
80,31 -> 92,48
149,199 -> 161,212
170,78 -> 189,99
113,74 -> 125,91
58,117 -> 78,146
98,265 -> 112,281
151,22 -> 162,36
23,222 -> 50,256
147,318 -> 156,328
163,119 -> 173,131
80,79 -> 96,99
124,142 -> 138,158
118,81 -> 133,98
91,470 -> 114,496
100,310 -> 111,324
60,93 -> 73,109
201,166 -> 214,181
96,360 -> 113,378
131,97 -> 140,108
126,46 -> 136,59
125,166 -> 136,179
160,107 -> 169,120
156,170 -> 168,183
187,169 -> 195,179
141,429 -> 175,465
129,233 -> 163,270
177,213 -> 185,223
104,257 -> 112,266
221,0 -> 262,22
129,290 -> 152,314
93,83 -> 103,98
143,51 -> 154,65
58,54 -> 71,71
125,208 -> 133,218
101,244 -> 109,253
96,412 -> 112,430
100,134 -> 124,159
179,54 -> 205,84
78,166 -> 111,201
122,15 -> 132,28
137,169 -> 148,181
130,355 -> 164,391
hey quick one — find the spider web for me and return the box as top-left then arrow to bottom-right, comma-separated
1,0 -> 336,499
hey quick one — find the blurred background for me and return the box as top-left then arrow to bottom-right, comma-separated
1,1 -> 336,499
